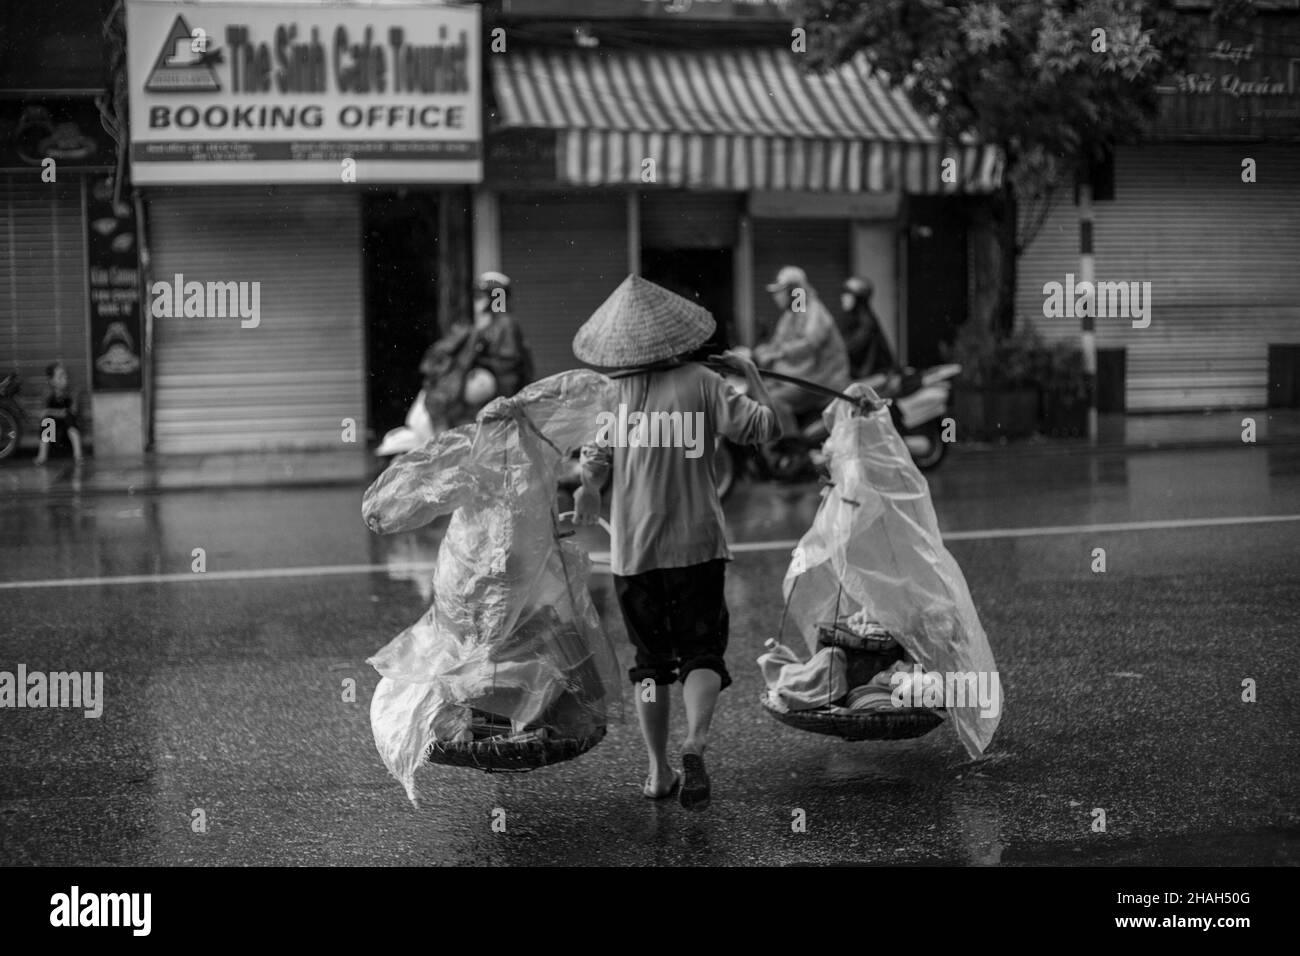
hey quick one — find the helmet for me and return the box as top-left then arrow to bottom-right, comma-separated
766,265 -> 810,294
464,367 -> 498,406
474,271 -> 511,294
843,276 -> 873,299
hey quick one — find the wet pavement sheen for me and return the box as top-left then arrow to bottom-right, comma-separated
1,444 -> 1298,865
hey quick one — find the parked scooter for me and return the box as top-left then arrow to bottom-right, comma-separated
0,371 -> 26,460
712,362 -> 961,500
374,388 -> 437,459
374,368 -> 501,460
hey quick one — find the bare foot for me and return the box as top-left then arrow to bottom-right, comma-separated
642,769 -> 681,799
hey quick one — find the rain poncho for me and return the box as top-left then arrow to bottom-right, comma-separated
771,386 -> 1001,757
363,370 -> 622,803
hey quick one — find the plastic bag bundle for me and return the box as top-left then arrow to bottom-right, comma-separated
779,387 -> 1001,757
363,370 -> 623,803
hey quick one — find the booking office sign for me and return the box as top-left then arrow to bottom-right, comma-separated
124,0 -> 482,184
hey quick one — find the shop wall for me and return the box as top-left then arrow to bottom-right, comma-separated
147,188 -> 364,453
500,191 -> 628,378
0,177 -> 92,447
1015,143 -> 1300,410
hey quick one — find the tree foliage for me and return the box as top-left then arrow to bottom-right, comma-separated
795,1 -> 1248,220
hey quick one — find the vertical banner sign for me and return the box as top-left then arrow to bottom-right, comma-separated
124,0 -> 481,184
86,175 -> 143,390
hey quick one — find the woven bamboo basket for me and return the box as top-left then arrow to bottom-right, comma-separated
426,725 -> 607,773
761,620 -> 944,740
761,696 -> 943,740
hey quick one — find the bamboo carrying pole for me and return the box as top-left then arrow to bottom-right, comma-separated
609,360 -> 888,411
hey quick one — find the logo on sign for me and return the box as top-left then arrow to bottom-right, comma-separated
145,15 -> 223,93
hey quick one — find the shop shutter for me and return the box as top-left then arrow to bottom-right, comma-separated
499,192 -> 627,379
752,218 -> 850,339
0,177 -> 91,445
146,188 -> 363,453
1017,144 -> 1300,410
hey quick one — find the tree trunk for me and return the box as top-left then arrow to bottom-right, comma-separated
968,186 -> 1016,338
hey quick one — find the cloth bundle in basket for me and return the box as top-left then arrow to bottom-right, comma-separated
363,370 -> 624,804
764,384 -> 1002,757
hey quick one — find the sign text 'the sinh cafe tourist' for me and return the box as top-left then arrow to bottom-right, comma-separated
124,0 -> 481,184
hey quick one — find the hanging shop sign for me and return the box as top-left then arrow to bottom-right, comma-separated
485,129 -> 558,186
0,99 -> 116,173
749,190 -> 901,220
86,174 -> 143,391
125,0 -> 481,184
1154,12 -> 1300,139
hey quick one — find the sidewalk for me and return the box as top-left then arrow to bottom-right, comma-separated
2,410 -> 1298,499
951,408 -> 1300,458
0,448 -> 378,499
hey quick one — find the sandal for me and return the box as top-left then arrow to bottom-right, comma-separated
643,771 -> 681,800
680,752 -> 711,811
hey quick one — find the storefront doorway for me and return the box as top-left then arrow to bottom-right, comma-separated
363,191 -> 440,440
906,197 -> 969,368
641,247 -> 734,356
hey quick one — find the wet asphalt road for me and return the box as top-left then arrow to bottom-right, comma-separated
1,444 -> 1298,866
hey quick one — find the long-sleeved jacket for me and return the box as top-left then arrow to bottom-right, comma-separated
762,295 -> 849,392
580,363 -> 778,576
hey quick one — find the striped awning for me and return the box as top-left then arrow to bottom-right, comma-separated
490,47 -> 1003,194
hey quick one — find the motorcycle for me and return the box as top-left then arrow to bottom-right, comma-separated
374,388 -> 437,459
0,371 -> 26,460
374,368 -> 502,460
713,362 -> 961,501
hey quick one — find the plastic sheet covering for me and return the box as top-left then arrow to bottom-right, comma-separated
778,386 -> 1001,757
363,370 -> 623,803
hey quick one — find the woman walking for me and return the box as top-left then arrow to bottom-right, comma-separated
572,276 -> 781,810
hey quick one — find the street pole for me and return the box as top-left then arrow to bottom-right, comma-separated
1078,179 -> 1098,443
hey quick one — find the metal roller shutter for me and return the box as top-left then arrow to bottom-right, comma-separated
147,188 -> 363,453
752,218 -> 850,338
499,192 -> 627,379
0,177 -> 91,446
1017,144 -> 1300,410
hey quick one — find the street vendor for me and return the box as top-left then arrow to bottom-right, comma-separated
754,265 -> 850,436
572,275 -> 782,811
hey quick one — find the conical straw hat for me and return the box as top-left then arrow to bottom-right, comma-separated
573,274 -> 716,368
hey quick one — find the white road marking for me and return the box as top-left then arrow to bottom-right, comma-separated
587,512 -> 1300,567
1,513 -> 1297,590
0,562 -> 436,590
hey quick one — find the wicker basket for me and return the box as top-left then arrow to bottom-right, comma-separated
761,695 -> 943,741
426,725 -> 607,773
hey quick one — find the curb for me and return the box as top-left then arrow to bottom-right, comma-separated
0,468 -> 380,500
3,436 -> 1297,499
949,434 -> 1300,459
